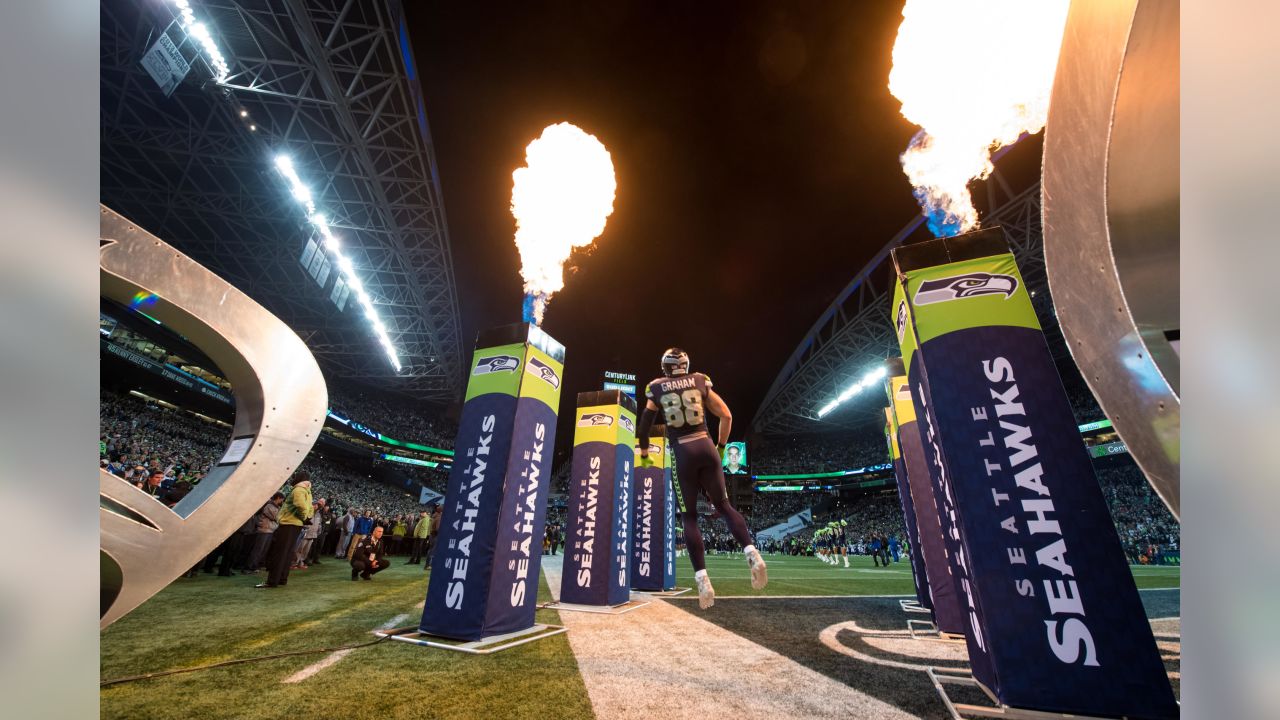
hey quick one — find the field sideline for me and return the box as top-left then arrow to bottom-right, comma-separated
674,551 -> 1181,596
101,556 -> 1179,719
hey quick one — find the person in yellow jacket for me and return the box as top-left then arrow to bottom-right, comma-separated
408,509 -> 431,565
257,472 -> 314,588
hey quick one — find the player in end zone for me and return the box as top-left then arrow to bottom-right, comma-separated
637,348 -> 767,609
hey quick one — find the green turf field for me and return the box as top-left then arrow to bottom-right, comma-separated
100,562 -> 594,720
101,555 -> 1179,719
675,552 -> 1182,596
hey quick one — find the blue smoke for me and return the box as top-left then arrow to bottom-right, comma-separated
906,130 -> 964,238
915,187 -> 965,238
522,293 -> 538,324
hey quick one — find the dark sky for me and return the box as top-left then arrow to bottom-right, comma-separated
405,2 -> 958,458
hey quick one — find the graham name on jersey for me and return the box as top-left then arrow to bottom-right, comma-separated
654,375 -> 698,392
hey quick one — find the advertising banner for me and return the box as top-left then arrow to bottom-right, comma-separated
887,364 -> 966,634
420,324 -> 565,641
560,390 -> 637,607
890,229 -> 1176,718
631,426 -> 676,591
885,405 -> 930,609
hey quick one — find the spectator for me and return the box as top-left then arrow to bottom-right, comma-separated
335,508 -> 358,559
391,516 -> 407,555
408,509 -> 430,565
246,492 -> 284,572
349,511 -> 374,560
350,526 -> 389,581
137,470 -> 168,499
293,498 -> 326,569
424,504 -> 442,569
258,472 -> 314,589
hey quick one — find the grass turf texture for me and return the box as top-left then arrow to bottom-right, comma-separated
102,555 -> 1179,719
101,561 -> 594,720
674,552 -> 1181,596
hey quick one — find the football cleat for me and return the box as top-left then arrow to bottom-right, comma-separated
746,547 -> 768,590
696,573 -> 716,609
660,348 -> 690,377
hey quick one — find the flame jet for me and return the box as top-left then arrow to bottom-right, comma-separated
889,0 -> 1069,236
511,122 -> 616,325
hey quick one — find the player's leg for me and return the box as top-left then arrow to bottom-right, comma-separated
672,442 -> 714,608
693,443 -> 767,590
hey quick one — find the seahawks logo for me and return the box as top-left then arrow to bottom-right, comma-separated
619,415 -> 635,433
895,385 -> 912,402
473,354 -> 520,375
914,272 -> 1018,305
526,356 -> 561,389
577,412 -> 614,428
895,299 -> 908,341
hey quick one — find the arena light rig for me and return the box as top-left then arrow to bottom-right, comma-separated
274,155 -> 403,372
511,122 -> 616,325
888,0 -> 1068,236
816,366 -> 888,419
168,0 -> 231,84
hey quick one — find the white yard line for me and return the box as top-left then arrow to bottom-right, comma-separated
665,593 -> 913,600
281,613 -> 411,684
542,557 -> 923,720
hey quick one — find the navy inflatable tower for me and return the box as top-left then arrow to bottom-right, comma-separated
420,323 -> 565,641
560,390 -> 637,607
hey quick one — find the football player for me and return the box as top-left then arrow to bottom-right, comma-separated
837,520 -> 850,568
637,348 -> 767,609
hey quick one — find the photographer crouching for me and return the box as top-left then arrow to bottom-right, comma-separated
350,525 -> 390,581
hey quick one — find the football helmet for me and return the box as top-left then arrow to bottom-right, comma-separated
660,347 -> 690,377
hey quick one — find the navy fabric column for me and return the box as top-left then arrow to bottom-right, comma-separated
631,430 -> 675,591
892,230 -> 1176,719
560,391 -> 637,607
887,407 -> 930,609
421,324 -> 565,641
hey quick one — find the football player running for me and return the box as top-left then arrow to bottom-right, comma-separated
637,348 -> 767,609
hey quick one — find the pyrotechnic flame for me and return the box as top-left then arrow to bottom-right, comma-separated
511,122 -> 616,325
889,0 -> 1069,236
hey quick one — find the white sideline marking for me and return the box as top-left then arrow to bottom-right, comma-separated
282,613 -> 410,684
665,593 -> 913,600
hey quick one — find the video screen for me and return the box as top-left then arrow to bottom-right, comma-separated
722,441 -> 748,474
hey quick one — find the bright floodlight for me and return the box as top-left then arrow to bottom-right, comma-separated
274,154 -> 402,372
817,364 -> 886,420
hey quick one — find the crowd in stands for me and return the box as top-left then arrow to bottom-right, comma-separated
328,386 -> 456,449
752,433 -> 886,475
100,388 -> 448,578
100,390 -> 224,490
298,457 -> 424,520
750,491 -> 812,529
1097,463 -> 1180,564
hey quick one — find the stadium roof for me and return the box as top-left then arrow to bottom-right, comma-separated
101,0 -> 463,401
751,179 -> 1054,435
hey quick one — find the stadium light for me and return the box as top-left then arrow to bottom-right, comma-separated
169,1 -> 231,84
274,155 -> 403,372
816,365 -> 888,418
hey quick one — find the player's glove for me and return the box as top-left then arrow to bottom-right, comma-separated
638,454 -> 655,469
